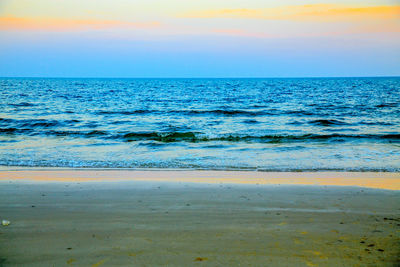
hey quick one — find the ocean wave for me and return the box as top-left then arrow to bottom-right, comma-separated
0,127 -> 19,133
0,158 -> 399,172
0,118 -> 80,128
1,128 -> 399,143
376,103 -> 398,108
20,121 -> 60,128
243,119 -> 259,124
308,119 -> 348,126
96,110 -> 152,115
184,109 -> 269,116
95,109 -> 273,116
9,102 -> 36,107
289,120 -> 395,127
122,132 -> 198,142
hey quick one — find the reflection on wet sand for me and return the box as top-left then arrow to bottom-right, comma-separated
0,170 -> 399,190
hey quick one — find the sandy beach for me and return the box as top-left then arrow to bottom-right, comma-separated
0,171 -> 399,266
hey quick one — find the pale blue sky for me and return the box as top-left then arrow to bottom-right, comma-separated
0,0 -> 399,77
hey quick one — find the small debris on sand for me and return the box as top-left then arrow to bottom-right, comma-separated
66,258 -> 76,264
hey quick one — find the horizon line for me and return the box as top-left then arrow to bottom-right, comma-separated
1,75 -> 400,79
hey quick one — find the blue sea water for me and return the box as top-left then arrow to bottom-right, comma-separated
0,77 -> 399,171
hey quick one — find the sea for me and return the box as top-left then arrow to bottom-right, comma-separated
0,77 -> 399,171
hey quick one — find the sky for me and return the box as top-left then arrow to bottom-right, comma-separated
0,0 -> 399,77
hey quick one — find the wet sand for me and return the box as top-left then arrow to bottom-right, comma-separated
0,171 -> 399,266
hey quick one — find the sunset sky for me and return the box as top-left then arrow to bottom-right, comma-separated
0,0 -> 399,77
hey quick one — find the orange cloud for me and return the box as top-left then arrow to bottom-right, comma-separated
180,4 -> 400,22
211,24 -> 400,39
288,5 -> 400,21
0,16 -> 160,31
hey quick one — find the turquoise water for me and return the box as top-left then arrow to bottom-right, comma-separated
0,77 -> 399,171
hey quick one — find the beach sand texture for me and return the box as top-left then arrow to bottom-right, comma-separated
0,171 -> 399,266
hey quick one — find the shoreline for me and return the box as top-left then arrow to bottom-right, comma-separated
0,170 -> 399,190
